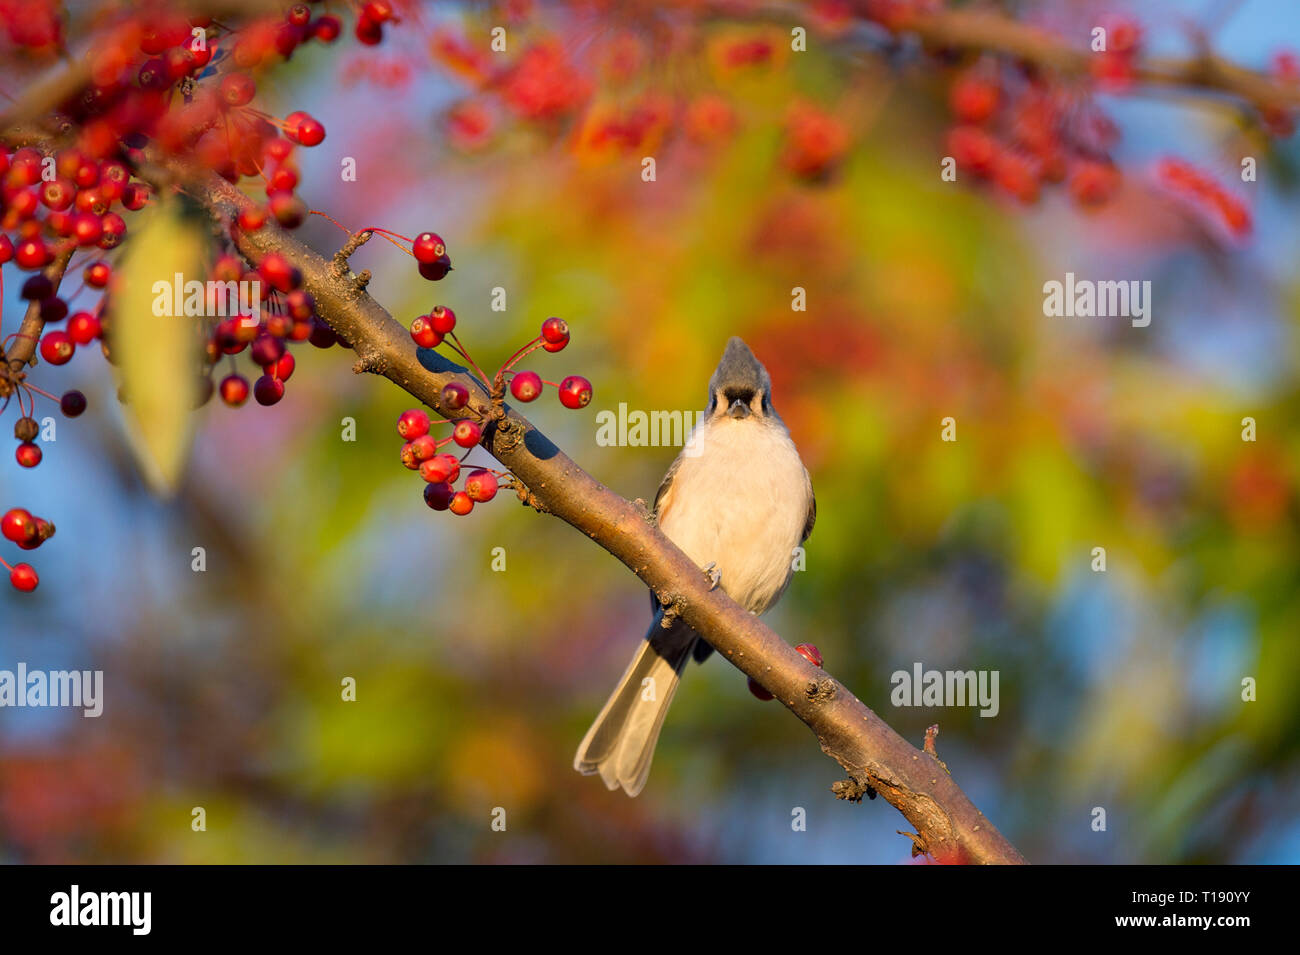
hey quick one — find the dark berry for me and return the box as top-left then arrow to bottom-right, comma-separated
253,374 -> 285,405
441,382 -> 470,410
60,390 -> 87,417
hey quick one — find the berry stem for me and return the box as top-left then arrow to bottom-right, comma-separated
308,211 -> 413,256
445,332 -> 491,388
499,335 -> 544,372
22,382 -> 60,402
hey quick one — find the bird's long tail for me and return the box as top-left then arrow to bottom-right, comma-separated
574,614 -> 697,797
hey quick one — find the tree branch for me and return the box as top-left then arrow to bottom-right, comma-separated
170,167 -> 1026,864
5,244 -> 74,374
902,7 -> 1300,111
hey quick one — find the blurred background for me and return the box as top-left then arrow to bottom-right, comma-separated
2,0 -> 1299,863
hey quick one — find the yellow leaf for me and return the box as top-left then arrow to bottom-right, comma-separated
108,198 -> 210,495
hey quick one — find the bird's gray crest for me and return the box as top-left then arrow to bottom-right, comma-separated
708,336 -> 771,396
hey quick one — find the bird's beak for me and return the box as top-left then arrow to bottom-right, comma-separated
728,398 -> 751,419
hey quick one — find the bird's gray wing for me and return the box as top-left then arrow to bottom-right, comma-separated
652,450 -> 684,518
801,470 -> 816,542
648,449 -> 713,663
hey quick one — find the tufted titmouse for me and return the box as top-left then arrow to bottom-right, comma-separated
574,337 -> 816,796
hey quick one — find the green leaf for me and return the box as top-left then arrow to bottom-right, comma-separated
108,197 -> 211,496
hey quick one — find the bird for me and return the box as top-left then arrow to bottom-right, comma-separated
574,336 -> 815,796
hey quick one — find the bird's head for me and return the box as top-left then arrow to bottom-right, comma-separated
706,337 -> 775,423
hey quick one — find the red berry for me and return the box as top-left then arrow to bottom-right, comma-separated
400,443 -> 420,470
423,481 -> 454,510
412,232 -> 447,263
747,677 -> 774,701
256,254 -> 297,295
363,0 -> 395,22
250,333 -> 285,367
9,563 -> 38,593
15,442 -> 42,468
1,508 -> 35,544
312,16 -> 342,43
946,124 -> 996,176
266,352 -> 295,381
122,182 -> 150,211
558,375 -> 593,409
39,178 -> 74,211
84,261 -> 111,287
15,237 -> 50,269
510,371 -> 543,402
452,419 -> 481,448
949,72 -> 999,124
219,374 -> 250,406
238,205 -> 268,232
0,235 -> 13,264
1069,160 -> 1121,206
8,189 -> 39,221
409,315 -> 442,348
441,382 -> 470,410
429,304 -> 456,334
39,331 -> 75,365
99,213 -> 127,249
448,491 -> 474,515
220,72 -> 256,107
286,3 -> 312,27
285,289 -> 315,320
540,317 -> 570,351
285,111 -> 326,146
795,643 -> 823,667
464,468 -> 498,503
253,374 -> 285,405
60,390 -> 87,417
397,408 -> 431,440
420,454 -> 460,484
408,434 -> 437,461
355,14 -> 383,45
268,193 -> 306,228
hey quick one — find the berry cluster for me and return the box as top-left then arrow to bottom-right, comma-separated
203,251 -> 322,409
1,6 -> 346,591
411,311 -> 591,410
0,506 -> 54,592
1155,158 -> 1252,240
396,404 -> 501,516
399,314 -> 593,517
1090,17 -> 1143,91
748,643 -> 823,700
945,59 -> 1123,207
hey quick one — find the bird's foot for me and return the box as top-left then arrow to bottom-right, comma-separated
702,562 -> 722,591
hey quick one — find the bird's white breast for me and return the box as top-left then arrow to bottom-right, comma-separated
656,418 -> 810,614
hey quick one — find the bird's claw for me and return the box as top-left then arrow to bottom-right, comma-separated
703,562 -> 721,591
